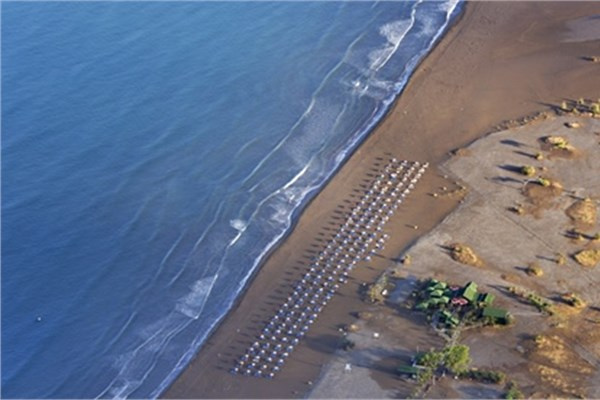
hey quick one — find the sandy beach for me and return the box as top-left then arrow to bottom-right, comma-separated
164,2 -> 600,398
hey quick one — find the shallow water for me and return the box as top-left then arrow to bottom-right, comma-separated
1,2 -> 460,398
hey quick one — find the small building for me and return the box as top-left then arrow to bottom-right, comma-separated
441,310 -> 459,327
478,293 -> 495,306
482,307 -> 509,323
461,282 -> 478,303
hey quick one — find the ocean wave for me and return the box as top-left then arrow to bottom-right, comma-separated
175,275 -> 218,319
92,2 -> 464,398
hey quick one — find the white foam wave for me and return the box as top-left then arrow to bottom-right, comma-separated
229,219 -> 247,232
368,0 -> 423,72
101,2 -> 465,398
175,274 -> 218,319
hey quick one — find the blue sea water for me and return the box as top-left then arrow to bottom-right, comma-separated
2,1 -> 461,398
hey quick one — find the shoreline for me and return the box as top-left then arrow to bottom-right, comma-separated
164,2 -> 600,398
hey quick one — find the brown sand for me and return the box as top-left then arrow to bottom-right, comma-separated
164,2 -> 600,398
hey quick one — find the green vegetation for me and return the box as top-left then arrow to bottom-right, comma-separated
520,165 -> 536,177
508,286 -> 554,315
544,135 -> 571,150
408,345 -> 509,395
558,98 -> 600,116
504,381 -> 524,399
527,292 -> 554,314
365,273 -> 390,303
460,368 -> 506,384
536,177 -> 551,187
413,344 -> 471,378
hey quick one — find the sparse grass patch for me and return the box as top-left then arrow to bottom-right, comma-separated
566,197 -> 597,226
544,135 -> 572,150
573,249 -> 600,268
449,243 -> 483,267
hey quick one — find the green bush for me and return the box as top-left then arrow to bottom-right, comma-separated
444,345 -> 471,374
461,368 -> 506,384
520,165 -> 536,177
504,381 -> 524,399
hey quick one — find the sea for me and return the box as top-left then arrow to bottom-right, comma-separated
1,1 -> 461,398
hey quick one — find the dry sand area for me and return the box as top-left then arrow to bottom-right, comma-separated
311,114 -> 600,399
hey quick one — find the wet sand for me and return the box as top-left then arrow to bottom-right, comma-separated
164,2 -> 600,398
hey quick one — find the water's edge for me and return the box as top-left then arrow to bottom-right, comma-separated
157,2 -> 464,398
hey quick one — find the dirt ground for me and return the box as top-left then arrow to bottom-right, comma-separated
309,114 -> 600,399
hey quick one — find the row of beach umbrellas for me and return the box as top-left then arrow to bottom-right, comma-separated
231,159 -> 428,378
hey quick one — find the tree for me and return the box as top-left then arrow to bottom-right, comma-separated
444,345 -> 471,374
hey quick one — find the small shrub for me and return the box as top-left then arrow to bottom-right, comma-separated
536,177 -> 551,187
573,249 -> 600,268
509,205 -> 525,215
527,293 -> 554,315
544,136 -> 572,150
520,165 -> 536,177
504,381 -> 524,399
534,152 -> 544,160
561,292 -> 586,308
450,243 -> 483,267
461,368 -> 506,384
526,262 -> 543,277
444,345 -> 471,374
556,253 -> 566,265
